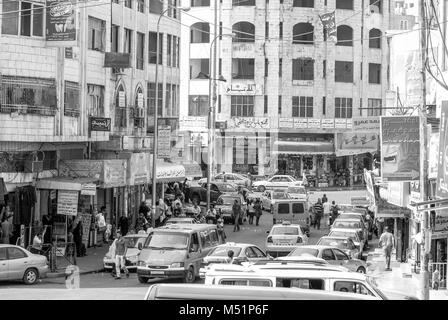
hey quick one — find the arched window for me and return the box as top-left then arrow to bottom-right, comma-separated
336,0 -> 353,10
233,0 -> 255,6
115,84 -> 126,129
293,23 -> 314,44
336,25 -> 353,46
232,22 -> 255,42
134,86 -> 144,127
191,22 -> 210,43
369,28 -> 382,48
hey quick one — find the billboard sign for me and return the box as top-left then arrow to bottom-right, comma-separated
46,0 -> 77,46
437,102 -> 448,198
157,125 -> 171,159
380,116 -> 420,182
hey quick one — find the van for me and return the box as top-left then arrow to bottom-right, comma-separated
272,200 -> 310,236
204,267 -> 389,299
144,283 -> 380,300
137,224 -> 223,284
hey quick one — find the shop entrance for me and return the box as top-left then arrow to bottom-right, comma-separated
277,155 -> 301,179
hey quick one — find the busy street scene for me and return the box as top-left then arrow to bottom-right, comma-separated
1,0 -> 448,302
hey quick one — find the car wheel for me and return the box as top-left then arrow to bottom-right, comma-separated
23,268 -> 39,285
356,266 -> 366,274
258,185 -> 266,192
138,276 -> 148,284
184,266 -> 195,283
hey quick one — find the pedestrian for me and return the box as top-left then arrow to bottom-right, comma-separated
432,268 -> 441,290
254,199 -> 262,226
183,178 -> 191,203
226,250 -> 235,264
206,204 -> 218,224
247,199 -> 255,225
313,198 -> 324,230
330,201 -> 339,226
232,199 -> 241,232
375,217 -> 385,238
191,200 -> 202,219
136,212 -> 148,232
32,232 -> 43,254
322,194 -> 328,204
139,201 -> 150,220
217,214 -> 226,242
378,226 -> 395,271
73,216 -> 84,257
114,231 -> 129,279
323,199 -> 331,228
174,184 -> 185,203
118,215 -> 129,236
1,214 -> 12,244
96,207 -> 107,246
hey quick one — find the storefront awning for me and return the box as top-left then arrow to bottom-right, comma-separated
335,149 -> 377,157
375,199 -> 412,218
183,162 -> 203,178
272,141 -> 334,156
36,177 -> 99,191
154,162 -> 186,183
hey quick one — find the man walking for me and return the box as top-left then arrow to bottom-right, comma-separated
323,199 -> 331,228
330,201 -> 339,226
313,198 -> 324,230
114,231 -> 129,279
232,199 -> 241,232
254,199 -> 262,226
378,226 -> 395,271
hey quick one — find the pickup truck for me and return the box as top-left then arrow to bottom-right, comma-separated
189,181 -> 238,204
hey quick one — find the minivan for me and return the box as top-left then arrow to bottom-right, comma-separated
272,200 -> 310,236
137,224 -> 223,283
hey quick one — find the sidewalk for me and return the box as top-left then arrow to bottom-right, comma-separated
366,237 -> 448,300
47,244 -> 109,278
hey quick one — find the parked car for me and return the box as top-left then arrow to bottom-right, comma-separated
338,204 -> 368,216
286,245 -> 367,273
216,193 -> 247,224
253,175 -> 303,192
0,244 -> 49,285
198,173 -> 251,187
316,236 -> 362,260
261,190 -> 291,211
333,216 -> 369,246
103,233 -> 150,271
265,221 -> 308,257
286,185 -> 308,201
328,228 -> 365,255
189,181 -> 237,204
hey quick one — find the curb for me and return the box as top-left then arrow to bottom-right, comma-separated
46,267 -> 105,279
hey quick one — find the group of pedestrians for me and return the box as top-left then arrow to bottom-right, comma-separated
310,195 -> 340,230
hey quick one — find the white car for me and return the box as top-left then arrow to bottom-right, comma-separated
261,190 -> 291,211
103,233 -> 150,271
286,186 -> 308,201
329,228 -> 365,255
265,221 -> 309,257
253,175 -> 303,192
198,173 -> 250,187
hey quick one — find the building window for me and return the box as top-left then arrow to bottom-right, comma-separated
125,0 -> 132,8
367,98 -> 382,116
292,58 -> 314,81
293,0 -> 314,7
149,0 -> 163,14
88,84 -> 105,117
111,25 -> 119,53
233,0 -> 255,5
335,97 -> 353,118
190,59 -> 210,79
400,20 -> 409,30
1,1 -> 44,37
191,22 -> 210,43
292,23 -> 314,44
337,25 -> 353,46
335,61 -> 354,83
124,28 -> 132,54
323,60 -> 326,78
232,59 -> 255,79
231,96 -> 254,117
369,63 -> 381,84
218,95 -> 222,113
232,22 -> 255,42
322,96 -> 326,115
148,83 -> 163,116
172,84 -> 179,117
279,22 -> 283,39
165,84 -> 173,116
136,32 -> 145,70
115,85 -> 127,128
265,22 -> 269,39
167,34 -> 172,67
148,32 -> 163,64
88,17 -> 105,51
173,36 -> 179,68
369,29 -> 382,48
264,95 -> 268,115
189,95 -> 209,116
265,59 -> 269,77
64,81 -> 80,117
137,0 -> 145,12
279,58 -> 283,77
292,96 -> 313,117
278,96 -> 282,115
336,0 -> 353,10
191,0 -> 210,6
370,0 -> 382,14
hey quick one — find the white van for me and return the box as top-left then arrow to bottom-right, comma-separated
137,224 -> 223,283
204,267 -> 389,299
272,200 -> 310,236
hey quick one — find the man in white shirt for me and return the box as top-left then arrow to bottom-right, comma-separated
379,226 -> 395,271
323,200 -> 332,228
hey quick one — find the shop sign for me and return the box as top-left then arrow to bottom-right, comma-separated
352,117 -> 380,131
104,52 -> 131,68
279,118 -> 294,128
346,119 -> 353,129
225,83 -> 263,96
335,132 -> 379,156
57,190 -> 78,216
128,153 -> 150,185
409,181 -> 421,204
157,125 -> 171,159
227,117 -> 270,129
437,101 -> 448,198
335,119 -> 348,129
80,183 -> 96,196
308,119 -> 321,129
429,132 -> 440,179
380,116 -> 420,182
90,117 -> 111,132
364,169 -> 376,206
59,160 -> 102,179
321,119 -> 335,129
156,165 -> 185,180
183,163 -> 203,178
81,214 -> 92,247
102,160 -> 127,188
179,116 -> 207,132
295,119 -> 308,129
292,80 -> 314,86
50,190 -> 57,200
45,0 -> 77,46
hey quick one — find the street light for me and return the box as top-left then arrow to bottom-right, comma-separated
152,5 -> 190,228
206,33 -> 234,211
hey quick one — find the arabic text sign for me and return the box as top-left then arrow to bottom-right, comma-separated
46,0 -> 77,46
381,116 -> 420,182
226,83 -> 263,96
320,11 -> 337,42
57,190 -> 79,216
90,117 -> 111,132
352,117 -> 380,131
429,132 -> 440,179
437,102 -> 448,198
227,117 -> 270,129
157,126 -> 171,159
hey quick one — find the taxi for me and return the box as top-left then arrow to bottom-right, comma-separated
265,221 -> 308,257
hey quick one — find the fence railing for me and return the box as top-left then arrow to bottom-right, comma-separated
429,262 -> 447,288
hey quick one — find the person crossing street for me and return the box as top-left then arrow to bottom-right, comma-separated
232,199 -> 242,232
313,198 -> 324,230
114,231 -> 129,279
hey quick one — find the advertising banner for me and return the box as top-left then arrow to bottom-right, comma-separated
128,153 -> 150,185
157,125 -> 171,159
90,117 -> 111,132
227,117 -> 270,129
335,132 -> 379,156
381,116 -> 420,182
437,102 -> 448,198
57,190 -> 79,216
320,11 -> 337,43
429,132 -> 440,179
364,169 -> 375,206
46,0 -> 77,46
352,117 -> 380,131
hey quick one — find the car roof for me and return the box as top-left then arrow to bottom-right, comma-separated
330,228 -> 359,233
334,218 -> 363,222
215,242 -> 255,248
272,223 -> 302,228
124,234 -> 148,238
157,224 -> 216,232
291,245 -> 343,251
319,236 -> 353,241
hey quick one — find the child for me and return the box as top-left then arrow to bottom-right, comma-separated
217,214 -> 226,243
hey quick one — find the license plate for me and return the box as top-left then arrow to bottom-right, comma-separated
151,271 -> 165,275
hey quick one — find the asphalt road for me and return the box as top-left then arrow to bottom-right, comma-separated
0,190 -> 364,299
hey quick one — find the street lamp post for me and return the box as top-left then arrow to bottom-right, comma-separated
206,33 -> 234,211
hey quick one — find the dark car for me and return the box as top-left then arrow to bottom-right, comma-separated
189,181 -> 237,204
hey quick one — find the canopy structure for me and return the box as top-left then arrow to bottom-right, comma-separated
35,177 -> 99,191
272,141 -> 335,156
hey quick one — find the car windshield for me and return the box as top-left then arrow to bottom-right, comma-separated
218,197 -> 238,205
333,221 -> 362,229
271,227 -> 299,235
209,246 -> 243,257
289,247 -> 319,257
318,238 -> 354,249
288,187 -> 305,194
340,206 -> 366,214
219,184 -> 237,192
273,192 -> 289,199
144,232 -> 188,250
329,231 -> 358,241
125,237 -> 146,248
339,214 -> 363,221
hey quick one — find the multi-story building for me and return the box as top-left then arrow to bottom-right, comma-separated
180,0 -> 393,187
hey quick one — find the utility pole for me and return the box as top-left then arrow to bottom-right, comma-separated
418,0 -> 430,301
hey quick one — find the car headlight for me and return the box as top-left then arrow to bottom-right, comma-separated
170,262 -> 184,268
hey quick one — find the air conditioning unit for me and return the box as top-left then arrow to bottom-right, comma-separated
24,160 -> 43,173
